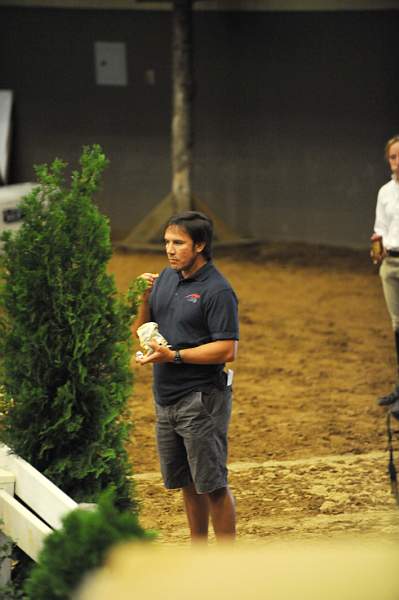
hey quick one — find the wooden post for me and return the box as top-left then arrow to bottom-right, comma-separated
117,0 -> 245,250
172,0 -> 193,213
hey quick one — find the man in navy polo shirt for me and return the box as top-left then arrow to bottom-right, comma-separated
133,211 -> 239,541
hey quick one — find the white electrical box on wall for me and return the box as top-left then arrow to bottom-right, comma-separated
94,41 -> 127,86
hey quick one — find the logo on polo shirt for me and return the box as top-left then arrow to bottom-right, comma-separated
185,293 -> 201,303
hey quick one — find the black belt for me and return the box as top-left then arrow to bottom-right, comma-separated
387,250 -> 399,257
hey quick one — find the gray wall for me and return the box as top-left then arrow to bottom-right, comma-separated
0,7 -> 398,246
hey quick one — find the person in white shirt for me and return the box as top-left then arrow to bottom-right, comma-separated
372,134 -> 399,406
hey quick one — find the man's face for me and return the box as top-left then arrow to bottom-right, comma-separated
164,225 -> 205,275
388,141 -> 399,178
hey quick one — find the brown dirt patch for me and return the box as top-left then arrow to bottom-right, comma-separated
109,243 -> 399,543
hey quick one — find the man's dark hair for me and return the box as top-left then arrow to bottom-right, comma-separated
165,211 -> 213,260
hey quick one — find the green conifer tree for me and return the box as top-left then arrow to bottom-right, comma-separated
0,145 -> 136,507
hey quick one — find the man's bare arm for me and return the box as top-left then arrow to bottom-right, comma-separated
131,272 -> 158,337
137,339 -> 238,365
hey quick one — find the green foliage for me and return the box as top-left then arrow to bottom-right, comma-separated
0,581 -> 26,600
24,488 -> 154,600
127,276 -> 148,317
0,145 -> 135,507
0,534 -> 27,600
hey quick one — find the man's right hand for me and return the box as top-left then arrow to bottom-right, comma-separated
139,273 -> 159,300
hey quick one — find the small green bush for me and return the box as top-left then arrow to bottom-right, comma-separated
0,145 -> 135,507
24,488 -> 154,600
0,533 -> 27,599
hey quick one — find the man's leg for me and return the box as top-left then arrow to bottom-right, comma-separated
175,388 -> 234,541
208,485 -> 236,540
182,482 -> 209,541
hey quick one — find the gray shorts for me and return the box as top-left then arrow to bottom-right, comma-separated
154,386 -> 232,494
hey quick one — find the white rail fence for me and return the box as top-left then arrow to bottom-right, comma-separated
0,443 -> 78,583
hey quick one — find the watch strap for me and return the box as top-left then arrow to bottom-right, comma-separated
173,350 -> 183,364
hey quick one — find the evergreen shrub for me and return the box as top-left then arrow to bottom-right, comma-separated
0,145 -> 137,507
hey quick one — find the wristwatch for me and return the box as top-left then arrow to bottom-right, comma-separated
173,350 -> 183,364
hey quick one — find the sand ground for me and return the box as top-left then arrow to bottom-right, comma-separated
109,243 -> 399,544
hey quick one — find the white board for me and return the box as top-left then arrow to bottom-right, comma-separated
0,490 -> 52,561
0,91 -> 12,185
0,445 -> 77,530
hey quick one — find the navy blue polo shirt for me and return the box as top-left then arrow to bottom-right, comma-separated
149,261 -> 239,406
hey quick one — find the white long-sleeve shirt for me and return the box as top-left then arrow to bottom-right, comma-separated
374,176 -> 399,250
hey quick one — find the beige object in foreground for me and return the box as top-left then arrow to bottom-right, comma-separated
137,322 -> 170,354
75,538 -> 398,600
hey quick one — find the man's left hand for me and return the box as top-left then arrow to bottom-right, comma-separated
136,341 -> 174,365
